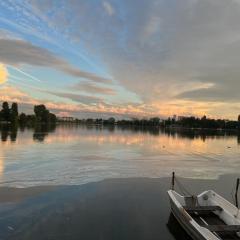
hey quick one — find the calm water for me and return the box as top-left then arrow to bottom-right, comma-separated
0,175 -> 239,240
0,124 -> 240,240
0,124 -> 239,187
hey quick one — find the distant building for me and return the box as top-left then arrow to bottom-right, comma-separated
177,116 -> 185,121
58,117 -> 75,122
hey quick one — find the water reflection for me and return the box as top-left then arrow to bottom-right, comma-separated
0,124 -> 18,142
33,124 -> 56,142
0,150 -> 4,177
0,124 -> 239,187
167,213 -> 192,240
1,123 -> 238,144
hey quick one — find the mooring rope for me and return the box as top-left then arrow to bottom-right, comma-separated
175,177 -> 193,196
171,173 -> 193,196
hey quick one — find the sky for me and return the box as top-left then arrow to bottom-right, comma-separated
0,0 -> 240,119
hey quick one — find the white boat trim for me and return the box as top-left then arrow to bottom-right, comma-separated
167,190 -> 240,240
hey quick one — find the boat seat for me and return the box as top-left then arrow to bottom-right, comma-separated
204,225 -> 240,233
184,205 -> 223,213
184,196 -> 198,207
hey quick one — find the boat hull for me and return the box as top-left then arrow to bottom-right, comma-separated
169,197 -> 209,240
168,189 -> 240,240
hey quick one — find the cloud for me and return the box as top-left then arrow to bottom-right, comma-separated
0,85 -> 140,117
0,38 -> 111,83
102,1 -> 115,16
0,85 -> 37,103
0,84 -> 239,119
72,82 -> 116,95
2,0 -> 240,118
57,111 -> 71,117
177,84 -> 240,102
0,85 -> 93,114
0,29 -> 22,40
29,0 -> 240,106
46,91 -> 103,105
0,63 -> 8,84
28,0 -> 54,13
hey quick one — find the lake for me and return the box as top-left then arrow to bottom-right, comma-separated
0,124 -> 239,187
0,124 -> 239,240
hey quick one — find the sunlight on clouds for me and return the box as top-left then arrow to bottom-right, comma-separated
0,85 -> 236,120
1,1 -> 240,119
102,1 -> 115,16
0,63 -> 8,84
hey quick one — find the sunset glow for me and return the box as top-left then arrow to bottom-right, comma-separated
0,1 -> 240,119
0,64 -> 8,84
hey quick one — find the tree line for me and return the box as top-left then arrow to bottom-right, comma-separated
1,101 -> 239,130
173,115 -> 240,129
0,102 -> 57,125
74,115 -> 240,130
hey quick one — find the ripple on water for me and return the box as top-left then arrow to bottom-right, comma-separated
0,126 -> 239,187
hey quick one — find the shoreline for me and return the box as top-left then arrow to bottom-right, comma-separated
0,173 -> 238,202
1,122 -> 240,132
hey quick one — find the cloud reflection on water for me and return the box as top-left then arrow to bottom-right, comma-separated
0,125 -> 239,187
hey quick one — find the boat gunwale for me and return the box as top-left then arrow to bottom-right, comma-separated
167,190 -> 229,240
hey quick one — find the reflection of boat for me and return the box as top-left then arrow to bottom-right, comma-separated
168,186 -> 240,239
167,213 -> 192,240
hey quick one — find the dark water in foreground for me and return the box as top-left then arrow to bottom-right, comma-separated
0,175 -> 239,240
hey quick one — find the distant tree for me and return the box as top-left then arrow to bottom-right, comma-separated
86,118 -> 94,124
107,117 -> 115,124
11,103 -> 18,115
165,117 -> 172,126
150,117 -> 160,126
42,109 -> 50,123
19,113 -> 27,124
34,104 -> 56,124
10,102 -> 18,123
34,105 -> 47,122
26,115 -> 36,125
95,118 -> 103,125
2,102 -> 10,122
49,113 -> 57,123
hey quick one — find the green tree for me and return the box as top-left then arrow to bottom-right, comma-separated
108,117 -> 115,124
19,113 -> 27,124
49,113 -> 57,123
34,104 -> 56,124
34,105 -> 48,122
2,102 -> 10,122
10,102 -> 18,123
150,117 -> 160,126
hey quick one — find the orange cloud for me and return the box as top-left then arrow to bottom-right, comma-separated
0,84 -> 237,119
0,85 -> 81,112
0,63 -> 8,84
57,112 -> 71,117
